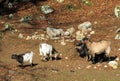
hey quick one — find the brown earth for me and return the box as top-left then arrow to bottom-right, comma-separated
0,0 -> 120,81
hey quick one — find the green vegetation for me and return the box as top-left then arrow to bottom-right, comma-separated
20,15 -> 33,22
82,0 -> 93,6
61,4 -> 79,11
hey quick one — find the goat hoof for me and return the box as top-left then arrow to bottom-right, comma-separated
30,63 -> 34,67
92,62 -> 96,64
21,66 -> 25,69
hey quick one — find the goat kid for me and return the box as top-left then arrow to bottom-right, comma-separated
39,43 -> 60,61
11,51 -> 34,68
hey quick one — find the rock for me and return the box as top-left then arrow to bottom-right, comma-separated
108,61 -> 118,69
116,28 -> 120,33
86,65 -> 92,69
76,31 -> 85,41
61,41 -> 66,45
57,0 -> 64,3
8,2 -> 13,8
78,21 -> 92,31
90,31 -> 95,34
18,33 -> 24,38
20,15 -> 32,22
66,27 -> 75,35
104,65 -> 108,68
64,31 -> 70,36
41,5 -> 54,14
9,14 -> 14,18
118,48 -> 120,51
93,66 -> 97,69
4,23 -> 15,31
65,57 -> 68,60
115,34 -> 120,39
26,36 -> 31,40
114,5 -> 120,18
94,21 -> 98,24
77,66 -> 81,69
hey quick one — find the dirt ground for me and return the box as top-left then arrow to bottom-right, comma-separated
0,0 -> 120,81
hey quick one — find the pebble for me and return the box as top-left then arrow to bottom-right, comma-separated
108,61 -> 118,69
26,36 -> 31,40
93,66 -> 97,69
86,65 -> 92,69
18,33 -> 23,38
65,57 -> 68,60
104,65 -> 108,68
90,31 -> 95,34
118,48 -> 120,51
57,0 -> 64,3
61,41 -> 66,45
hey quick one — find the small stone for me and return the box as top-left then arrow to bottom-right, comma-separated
61,41 -> 66,45
65,57 -> 68,60
90,31 -> 95,34
114,5 -> 120,18
78,21 -> 92,31
76,31 -> 85,41
41,5 -> 54,14
94,21 -> 98,24
108,61 -> 118,69
78,67 -> 81,69
64,31 -> 70,36
66,27 -> 75,35
116,28 -> 120,33
18,33 -> 23,38
9,14 -> 14,18
66,65 -> 69,67
57,0 -> 64,3
26,36 -> 31,40
104,65 -> 108,68
93,66 -> 97,69
115,34 -> 120,39
86,65 -> 92,69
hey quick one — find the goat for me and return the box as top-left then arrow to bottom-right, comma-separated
39,43 -> 60,61
46,27 -> 64,39
11,51 -> 34,68
76,42 -> 89,58
82,37 -> 111,64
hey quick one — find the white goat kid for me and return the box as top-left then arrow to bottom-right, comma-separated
11,51 -> 34,68
39,43 -> 59,61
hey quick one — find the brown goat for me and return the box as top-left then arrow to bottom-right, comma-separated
82,38 -> 111,64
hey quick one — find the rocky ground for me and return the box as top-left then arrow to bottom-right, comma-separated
0,0 -> 120,81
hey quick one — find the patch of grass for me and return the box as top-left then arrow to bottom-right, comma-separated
0,31 -> 3,40
82,0 -> 93,6
0,15 -> 3,19
61,4 -> 79,11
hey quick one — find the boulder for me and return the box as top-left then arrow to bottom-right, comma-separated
114,5 -> 120,18
41,5 -> 54,14
78,21 -> 92,31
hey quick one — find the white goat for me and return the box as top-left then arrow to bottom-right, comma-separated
82,38 -> 111,64
39,43 -> 60,61
11,51 -> 34,68
46,27 -> 64,39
